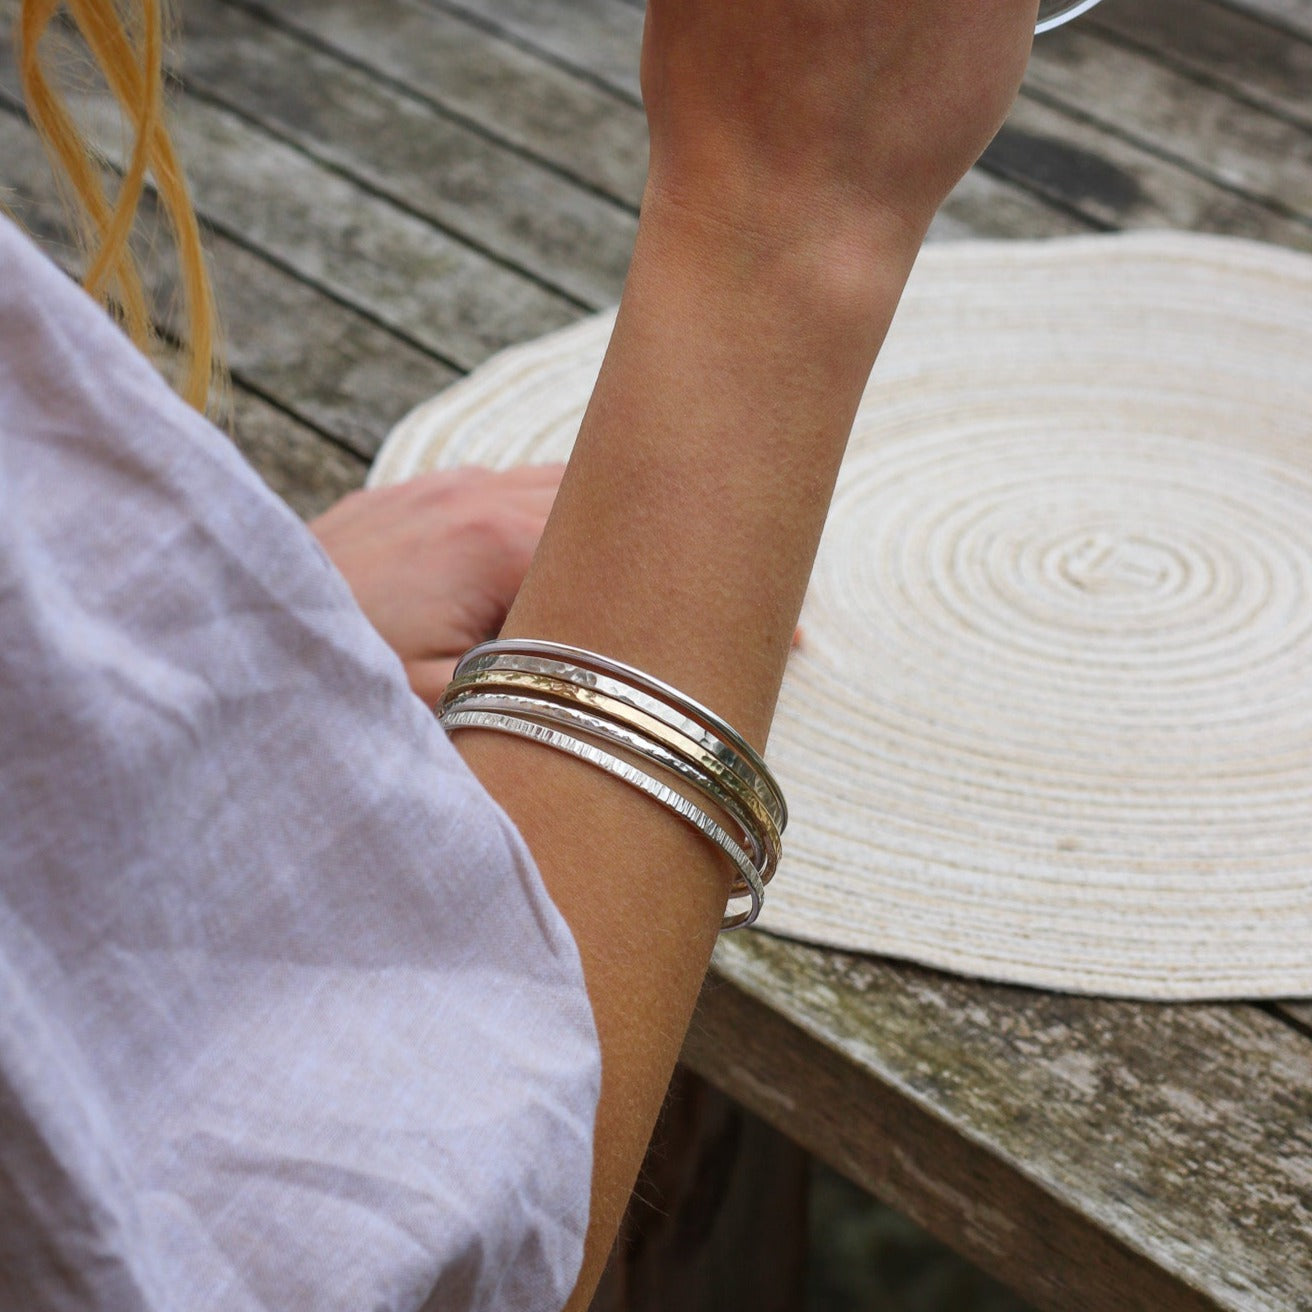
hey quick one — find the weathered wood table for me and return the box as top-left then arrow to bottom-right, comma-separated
4,0 -> 1311,1307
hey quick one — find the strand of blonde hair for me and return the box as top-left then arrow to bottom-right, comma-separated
17,0 -> 220,412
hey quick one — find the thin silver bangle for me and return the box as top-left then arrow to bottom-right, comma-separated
455,643 -> 786,833
443,667 -> 782,879
439,706 -> 765,930
456,641 -> 784,828
442,686 -> 778,889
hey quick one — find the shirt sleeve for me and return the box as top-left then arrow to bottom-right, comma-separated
0,217 -> 600,1312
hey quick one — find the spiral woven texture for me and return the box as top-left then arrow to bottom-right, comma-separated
371,233 -> 1312,999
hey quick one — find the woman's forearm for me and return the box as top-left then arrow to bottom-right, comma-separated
454,0 -> 1036,1297
498,199 -> 921,747
454,198 -> 923,1308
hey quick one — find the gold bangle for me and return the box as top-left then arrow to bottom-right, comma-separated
442,685 -> 776,894
445,666 -> 781,879
455,646 -> 785,832
439,704 -> 765,929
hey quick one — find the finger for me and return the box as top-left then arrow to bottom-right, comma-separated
500,470 -> 567,515
518,461 -> 568,482
500,481 -> 562,516
407,656 -> 461,707
492,462 -> 567,492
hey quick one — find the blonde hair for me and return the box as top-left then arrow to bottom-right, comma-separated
17,0 -> 219,412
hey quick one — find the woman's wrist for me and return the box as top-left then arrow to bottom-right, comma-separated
493,180 -> 926,749
633,179 -> 926,370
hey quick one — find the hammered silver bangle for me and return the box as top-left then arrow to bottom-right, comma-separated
440,705 -> 765,929
457,640 -> 786,832
441,685 -> 777,881
442,669 -> 782,890
438,640 -> 786,931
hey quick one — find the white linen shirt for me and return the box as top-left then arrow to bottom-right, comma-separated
0,217 -> 600,1312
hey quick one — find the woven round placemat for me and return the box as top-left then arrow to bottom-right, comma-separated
371,233 -> 1312,999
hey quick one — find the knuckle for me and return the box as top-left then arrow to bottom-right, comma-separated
457,505 -> 515,558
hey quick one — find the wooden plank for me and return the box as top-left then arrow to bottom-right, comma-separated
141,94 -> 583,368
430,0 -> 644,101
0,9 -> 1083,463
1090,0 -> 1312,133
1216,0 -> 1312,41
182,0 -> 637,309
927,167 -> 1092,243
431,0 -> 1312,248
247,0 -> 1099,250
1026,25 -> 1312,220
0,120 -> 365,515
429,0 -> 1312,150
209,238 -> 458,460
0,104 -> 455,459
227,386 -> 366,521
259,0 -> 1090,246
987,93 -> 1312,249
687,934 -> 1312,1312
226,0 -> 648,208
0,16 -> 584,375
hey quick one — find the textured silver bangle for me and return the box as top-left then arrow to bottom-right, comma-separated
441,685 -> 778,889
439,705 -> 765,930
443,666 -> 782,882
456,642 -> 786,833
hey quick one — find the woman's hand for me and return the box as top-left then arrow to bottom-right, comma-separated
640,0 -> 1038,253
310,465 -> 564,704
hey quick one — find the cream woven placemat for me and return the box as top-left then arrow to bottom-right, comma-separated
371,233 -> 1312,999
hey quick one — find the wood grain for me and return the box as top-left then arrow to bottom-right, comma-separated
226,387 -> 367,520
0,104 -> 454,458
1091,0 -> 1312,133
430,0 -> 644,102
688,934 -> 1312,1312
988,95 -> 1312,248
182,1 -> 638,309
224,0 -> 649,207
0,19 -> 584,373
1026,25 -> 1312,221
219,0 -> 1100,249
433,0 -> 1312,251
1216,0 -> 1312,42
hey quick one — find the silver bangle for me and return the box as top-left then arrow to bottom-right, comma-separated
443,667 -> 782,883
441,685 -> 777,889
456,642 -> 786,833
440,705 -> 765,930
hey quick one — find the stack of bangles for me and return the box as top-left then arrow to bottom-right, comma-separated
435,639 -> 786,930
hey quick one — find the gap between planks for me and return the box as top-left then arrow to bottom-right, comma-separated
0,99 -> 459,461
179,0 -> 635,310
422,0 -> 1312,241
1211,0 -> 1312,43
0,24 -> 587,376
216,0 -> 647,212
1089,0 -> 1312,134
